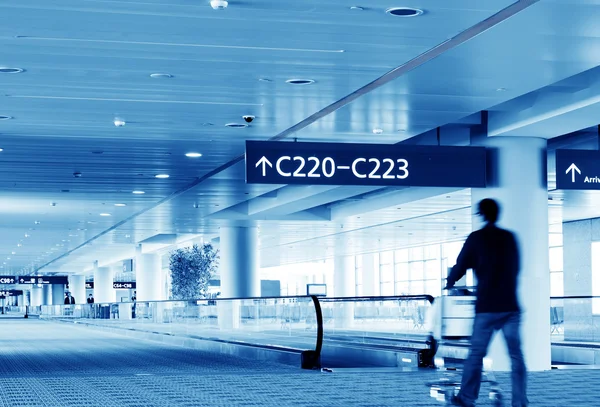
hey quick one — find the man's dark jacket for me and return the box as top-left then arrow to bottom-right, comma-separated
447,224 -> 521,314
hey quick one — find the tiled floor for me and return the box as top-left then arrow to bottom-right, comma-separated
0,320 -> 598,406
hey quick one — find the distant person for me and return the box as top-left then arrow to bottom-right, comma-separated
445,198 -> 527,407
64,292 -> 75,305
87,294 -> 94,304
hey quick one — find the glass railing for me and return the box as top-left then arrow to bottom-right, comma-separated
550,296 -> 600,343
41,295 -> 323,367
318,295 -> 434,367
39,294 -> 436,368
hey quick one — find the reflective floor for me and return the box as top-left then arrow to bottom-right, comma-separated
0,320 -> 597,406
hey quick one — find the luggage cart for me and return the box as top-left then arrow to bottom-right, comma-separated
426,288 -> 503,406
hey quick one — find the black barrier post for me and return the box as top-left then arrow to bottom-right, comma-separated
24,305 -> 29,318
300,295 -> 324,370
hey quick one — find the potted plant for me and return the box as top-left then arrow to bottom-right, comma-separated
169,243 -> 219,301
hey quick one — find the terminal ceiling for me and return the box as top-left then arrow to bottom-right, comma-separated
0,0 -> 600,274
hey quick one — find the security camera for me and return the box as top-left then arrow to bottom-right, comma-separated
73,171 -> 82,178
243,115 -> 255,123
210,0 -> 228,10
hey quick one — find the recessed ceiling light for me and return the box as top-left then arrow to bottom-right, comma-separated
99,213 -> 111,216
201,122 -> 214,126
114,203 -> 127,207
496,87 -> 507,92
286,79 -> 315,85
11,252 -> 15,255
132,190 -> 145,194
155,174 -> 169,179
24,234 -> 30,238
386,7 -> 424,17
17,244 -> 22,247
0,115 -> 12,121
185,152 -> 202,158
0,67 -> 24,74
225,123 -> 248,128
150,73 -> 173,79
0,148 -> 3,152
258,78 -> 272,82
372,128 -> 383,134
350,6 -> 364,10
113,118 -> 126,127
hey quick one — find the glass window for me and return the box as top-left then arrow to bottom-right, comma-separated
424,244 -> 440,260
355,255 -> 363,269
425,279 -> 441,297
410,280 -> 424,294
380,264 -> 393,284
380,251 -> 393,265
409,262 -> 424,281
550,272 -> 564,298
395,281 -> 409,295
381,281 -> 394,296
592,242 -> 600,314
409,247 -> 424,261
424,260 -> 441,280
395,249 -> 408,263
549,247 -> 563,273
395,262 -> 409,281
549,233 -> 563,248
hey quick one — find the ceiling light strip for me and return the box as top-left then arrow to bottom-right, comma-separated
7,95 -> 263,106
15,36 -> 344,53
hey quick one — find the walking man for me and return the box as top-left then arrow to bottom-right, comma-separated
446,198 -> 528,407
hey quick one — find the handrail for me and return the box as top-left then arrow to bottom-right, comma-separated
318,294 -> 434,304
550,296 -> 600,300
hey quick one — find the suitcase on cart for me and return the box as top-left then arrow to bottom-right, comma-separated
426,288 -> 503,406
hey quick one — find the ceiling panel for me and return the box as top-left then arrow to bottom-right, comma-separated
2,0 -> 600,275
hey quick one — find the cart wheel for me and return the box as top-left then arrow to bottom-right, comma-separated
489,390 -> 503,407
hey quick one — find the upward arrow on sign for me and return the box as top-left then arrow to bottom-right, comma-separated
255,156 -> 272,177
566,163 -> 581,182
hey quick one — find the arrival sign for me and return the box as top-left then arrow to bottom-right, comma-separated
556,149 -> 600,190
245,141 -> 486,187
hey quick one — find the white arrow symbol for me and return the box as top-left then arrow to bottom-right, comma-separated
566,163 -> 581,182
19,279 -> 24,283
255,156 -> 272,177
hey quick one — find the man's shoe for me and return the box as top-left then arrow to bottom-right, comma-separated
450,395 -> 472,407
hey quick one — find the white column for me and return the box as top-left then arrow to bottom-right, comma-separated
31,287 -> 43,307
94,266 -> 115,303
333,237 -> 356,328
471,136 -> 550,371
219,226 -> 260,298
69,275 -> 86,305
362,253 -> 377,296
42,285 -> 52,305
333,255 -> 355,297
52,285 -> 65,305
135,248 -> 163,301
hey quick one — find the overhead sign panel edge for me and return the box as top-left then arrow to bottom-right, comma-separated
245,141 -> 486,188
555,149 -> 600,190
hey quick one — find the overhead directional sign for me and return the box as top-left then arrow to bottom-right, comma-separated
17,276 -> 69,285
556,149 -> 600,190
113,282 -> 136,289
0,276 -> 16,285
0,290 -> 23,297
245,141 -> 487,187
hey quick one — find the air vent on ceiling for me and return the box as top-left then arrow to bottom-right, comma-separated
0,115 -> 13,121
286,79 -> 315,85
0,67 -> 24,74
386,7 -> 423,17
